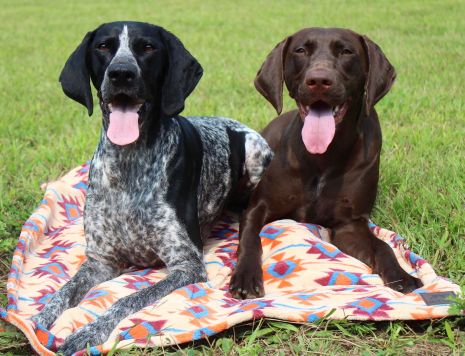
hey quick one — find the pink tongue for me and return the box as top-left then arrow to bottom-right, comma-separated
107,107 -> 140,145
301,107 -> 336,154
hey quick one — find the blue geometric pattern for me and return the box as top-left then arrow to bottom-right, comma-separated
88,346 -> 101,355
64,203 -> 81,221
314,242 -> 341,258
42,245 -> 69,258
182,284 -> 207,299
218,246 -> 234,253
215,228 -> 238,239
294,292 -> 321,300
38,293 -> 54,305
23,220 -> 40,232
133,281 -> 151,290
303,223 -> 323,239
187,305 -> 209,319
36,324 -> 55,348
119,322 -> 161,340
350,297 -> 383,314
236,300 -> 270,312
129,269 -> 151,276
260,226 -> 285,240
39,263 -> 67,278
85,289 -> 109,301
73,181 -> 88,191
268,260 -> 297,279
409,252 -> 421,265
307,313 -> 321,322
193,327 -> 216,340
328,271 -> 360,285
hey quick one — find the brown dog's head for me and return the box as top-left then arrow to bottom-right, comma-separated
255,28 -> 396,154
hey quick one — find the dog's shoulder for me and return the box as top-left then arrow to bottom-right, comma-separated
186,116 -> 273,188
175,115 -> 204,158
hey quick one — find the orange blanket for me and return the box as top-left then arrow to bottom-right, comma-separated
1,164 -> 460,355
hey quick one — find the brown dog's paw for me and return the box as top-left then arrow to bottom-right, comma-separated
382,269 -> 423,294
229,260 -> 264,299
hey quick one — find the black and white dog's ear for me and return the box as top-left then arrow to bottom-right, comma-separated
59,31 -> 95,116
160,30 -> 203,118
254,37 -> 291,115
360,35 -> 396,116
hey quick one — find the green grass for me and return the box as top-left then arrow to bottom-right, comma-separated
1,0 -> 464,354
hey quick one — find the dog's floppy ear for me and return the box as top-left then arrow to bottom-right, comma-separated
160,30 -> 203,118
254,37 -> 291,115
360,35 -> 396,116
59,31 -> 95,116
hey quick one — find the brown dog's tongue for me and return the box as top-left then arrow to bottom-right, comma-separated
107,106 -> 140,146
301,106 -> 336,154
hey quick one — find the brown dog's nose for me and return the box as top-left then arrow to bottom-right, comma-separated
306,70 -> 333,94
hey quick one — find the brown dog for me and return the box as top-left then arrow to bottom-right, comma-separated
230,28 -> 422,299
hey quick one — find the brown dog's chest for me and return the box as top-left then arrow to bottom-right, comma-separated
285,172 -> 353,226
260,112 -> 380,228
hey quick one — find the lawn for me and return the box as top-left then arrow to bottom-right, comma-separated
0,0 -> 464,354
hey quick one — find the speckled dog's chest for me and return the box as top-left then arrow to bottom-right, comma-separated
84,175 -> 169,267
83,134 -> 177,267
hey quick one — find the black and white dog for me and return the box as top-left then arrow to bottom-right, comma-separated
32,21 -> 272,354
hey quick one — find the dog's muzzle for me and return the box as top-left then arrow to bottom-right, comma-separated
102,63 -> 145,146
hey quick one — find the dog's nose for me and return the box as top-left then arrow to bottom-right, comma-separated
306,71 -> 333,94
107,65 -> 137,87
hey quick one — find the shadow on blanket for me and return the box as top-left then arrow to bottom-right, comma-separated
0,163 -> 460,355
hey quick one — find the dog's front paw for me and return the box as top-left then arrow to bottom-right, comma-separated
229,258 -> 264,299
31,309 -> 56,331
382,268 -> 423,294
58,322 -> 110,356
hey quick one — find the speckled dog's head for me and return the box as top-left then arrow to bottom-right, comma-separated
59,21 -> 203,145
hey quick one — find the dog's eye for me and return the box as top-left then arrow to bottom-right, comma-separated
341,48 -> 354,55
97,42 -> 110,52
143,43 -> 156,53
294,47 -> 306,54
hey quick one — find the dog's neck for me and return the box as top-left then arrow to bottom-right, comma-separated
94,109 -> 178,188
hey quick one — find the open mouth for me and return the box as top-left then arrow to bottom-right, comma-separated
298,100 -> 348,125
106,94 -> 145,146
298,100 -> 349,155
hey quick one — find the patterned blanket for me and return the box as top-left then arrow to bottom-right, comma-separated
0,163 -> 460,355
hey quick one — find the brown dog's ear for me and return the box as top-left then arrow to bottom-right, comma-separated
360,35 -> 396,116
59,31 -> 95,116
254,37 -> 291,115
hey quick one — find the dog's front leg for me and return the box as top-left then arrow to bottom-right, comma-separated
58,256 -> 207,355
32,258 -> 119,329
331,220 -> 422,293
230,201 -> 270,299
